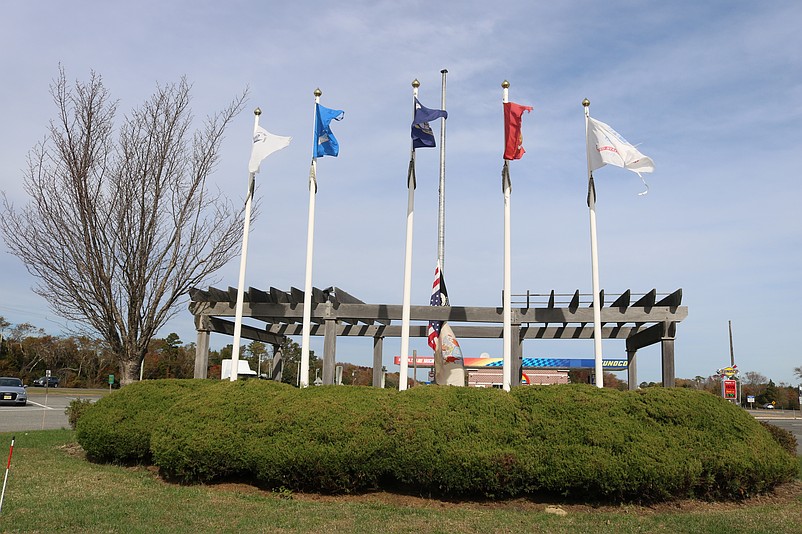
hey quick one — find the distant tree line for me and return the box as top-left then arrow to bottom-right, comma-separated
0,316 -> 402,388
0,316 -> 196,387
641,371 -> 802,410
2,315 -> 797,394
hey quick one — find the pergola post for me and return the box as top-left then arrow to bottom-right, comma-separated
372,337 -> 384,387
193,315 -> 211,379
661,340 -> 675,387
194,330 -> 210,379
626,348 -> 638,390
323,317 -> 337,385
659,322 -> 676,387
511,325 -> 523,386
271,343 -> 283,381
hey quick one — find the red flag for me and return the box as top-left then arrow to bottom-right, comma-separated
503,101 -> 533,160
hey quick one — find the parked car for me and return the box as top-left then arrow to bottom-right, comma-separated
762,403 -> 775,409
32,376 -> 60,388
0,377 -> 28,406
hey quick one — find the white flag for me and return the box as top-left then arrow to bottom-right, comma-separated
248,126 -> 291,174
434,323 -> 466,386
587,116 -> 654,174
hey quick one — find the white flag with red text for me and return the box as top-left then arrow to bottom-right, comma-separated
587,116 -> 654,175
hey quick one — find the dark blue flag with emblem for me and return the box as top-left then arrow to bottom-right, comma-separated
411,98 -> 447,149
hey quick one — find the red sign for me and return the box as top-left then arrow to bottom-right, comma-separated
723,379 -> 737,399
393,356 -> 435,366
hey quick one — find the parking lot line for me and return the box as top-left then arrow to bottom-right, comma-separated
25,401 -> 56,410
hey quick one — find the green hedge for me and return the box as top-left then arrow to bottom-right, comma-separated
759,421 -> 798,457
151,380 -> 396,492
76,381 -> 797,501
75,379 -> 210,463
509,386 -> 795,500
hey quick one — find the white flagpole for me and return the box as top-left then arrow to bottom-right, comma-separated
583,98 -> 604,388
437,69 -> 448,271
300,89 -> 322,388
230,108 -> 261,382
501,81 -> 512,392
399,79 -> 419,391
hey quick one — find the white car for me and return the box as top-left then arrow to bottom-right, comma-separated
0,377 -> 28,406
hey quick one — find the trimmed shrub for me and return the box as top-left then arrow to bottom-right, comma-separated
511,385 -> 796,501
759,421 -> 798,457
76,380 -> 798,501
388,385 -> 527,498
76,379 -> 210,463
151,380 -> 396,493
65,398 -> 95,430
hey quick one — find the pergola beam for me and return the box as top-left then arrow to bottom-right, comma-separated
189,301 -> 687,325
253,323 -> 648,340
205,316 -> 286,345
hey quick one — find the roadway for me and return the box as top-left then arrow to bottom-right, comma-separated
748,409 -> 802,455
0,388 -> 106,433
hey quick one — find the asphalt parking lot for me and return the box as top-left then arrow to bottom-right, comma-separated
0,388 -> 105,432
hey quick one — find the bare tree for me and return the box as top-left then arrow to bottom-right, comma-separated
741,371 -> 768,401
794,366 -> 802,381
743,371 -> 767,386
1,68 -> 247,384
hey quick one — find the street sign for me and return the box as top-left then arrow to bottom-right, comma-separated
108,374 -> 114,385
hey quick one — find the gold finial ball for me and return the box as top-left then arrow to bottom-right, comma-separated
501,80 -> 510,89
314,88 -> 322,97
582,98 -> 590,107
412,79 -> 420,88
254,107 -> 262,116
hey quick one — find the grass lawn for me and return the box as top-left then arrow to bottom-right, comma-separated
0,430 -> 801,533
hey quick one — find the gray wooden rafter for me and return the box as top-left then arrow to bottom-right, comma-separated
190,285 -> 685,341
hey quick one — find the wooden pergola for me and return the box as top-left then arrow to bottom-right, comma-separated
189,285 -> 687,389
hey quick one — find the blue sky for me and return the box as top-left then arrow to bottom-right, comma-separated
1,1 -> 800,385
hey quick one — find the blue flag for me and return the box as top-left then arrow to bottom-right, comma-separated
314,103 -> 344,158
412,98 -> 447,149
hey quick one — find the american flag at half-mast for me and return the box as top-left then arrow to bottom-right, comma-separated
427,261 -> 466,386
427,261 -> 448,350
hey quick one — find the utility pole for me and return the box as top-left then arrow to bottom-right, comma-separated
728,320 -> 735,367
